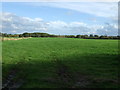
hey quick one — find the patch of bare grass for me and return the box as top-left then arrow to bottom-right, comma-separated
0,37 -> 32,41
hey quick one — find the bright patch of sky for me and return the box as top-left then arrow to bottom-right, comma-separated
1,2 -> 118,35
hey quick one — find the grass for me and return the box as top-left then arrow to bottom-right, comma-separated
0,37 -> 31,41
2,37 -> 119,88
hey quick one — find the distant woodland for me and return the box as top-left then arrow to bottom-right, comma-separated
0,32 -> 119,39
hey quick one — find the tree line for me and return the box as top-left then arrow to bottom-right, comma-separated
0,32 -> 119,39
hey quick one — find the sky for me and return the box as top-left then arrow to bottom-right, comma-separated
1,2 -> 118,35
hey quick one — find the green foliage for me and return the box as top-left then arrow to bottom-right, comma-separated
65,35 -> 76,38
94,35 -> 99,37
0,32 -> 119,39
90,34 -> 94,37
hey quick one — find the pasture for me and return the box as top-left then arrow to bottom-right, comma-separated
2,38 -> 119,88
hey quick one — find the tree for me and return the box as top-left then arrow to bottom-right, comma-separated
89,34 -> 93,37
22,32 -> 30,37
94,35 -> 99,37
76,35 -> 81,38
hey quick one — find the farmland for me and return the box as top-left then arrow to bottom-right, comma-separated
2,38 -> 119,88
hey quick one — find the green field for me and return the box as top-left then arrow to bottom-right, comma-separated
2,38 -> 119,88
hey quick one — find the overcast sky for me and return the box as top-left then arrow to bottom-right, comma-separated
1,2 -> 118,35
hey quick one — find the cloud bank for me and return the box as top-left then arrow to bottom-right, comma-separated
1,12 -> 118,36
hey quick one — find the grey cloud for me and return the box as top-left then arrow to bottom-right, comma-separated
96,24 -> 118,36
1,12 -> 118,36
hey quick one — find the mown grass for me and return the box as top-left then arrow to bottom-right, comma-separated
2,38 -> 119,88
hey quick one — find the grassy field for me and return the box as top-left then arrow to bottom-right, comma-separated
2,38 -> 119,88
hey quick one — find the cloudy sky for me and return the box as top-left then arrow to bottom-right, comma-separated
1,2 -> 118,35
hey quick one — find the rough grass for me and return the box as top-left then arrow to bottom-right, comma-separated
0,37 -> 31,41
2,38 -> 119,88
